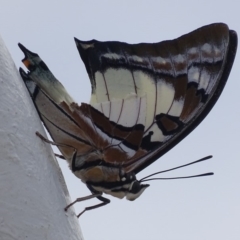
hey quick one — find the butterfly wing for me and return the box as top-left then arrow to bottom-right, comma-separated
74,23 -> 237,174
18,46 -> 147,166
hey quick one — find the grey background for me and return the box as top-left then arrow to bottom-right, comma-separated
0,1 -> 239,240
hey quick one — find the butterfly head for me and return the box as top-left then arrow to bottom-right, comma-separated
125,180 -> 149,201
120,171 -> 149,201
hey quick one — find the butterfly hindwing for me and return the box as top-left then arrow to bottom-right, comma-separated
20,67 -> 147,165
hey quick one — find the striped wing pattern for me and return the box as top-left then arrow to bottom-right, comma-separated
75,23 -> 237,173
19,23 -> 237,176
19,69 -> 147,167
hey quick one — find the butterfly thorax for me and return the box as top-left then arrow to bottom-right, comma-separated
71,154 -> 149,200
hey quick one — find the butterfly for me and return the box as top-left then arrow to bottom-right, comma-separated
19,23 -> 237,217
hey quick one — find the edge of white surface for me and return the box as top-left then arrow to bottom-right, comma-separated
0,36 -> 83,240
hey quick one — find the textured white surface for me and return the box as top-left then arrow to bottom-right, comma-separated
0,36 -> 83,240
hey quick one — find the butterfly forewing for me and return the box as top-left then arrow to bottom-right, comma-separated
74,23 -> 237,173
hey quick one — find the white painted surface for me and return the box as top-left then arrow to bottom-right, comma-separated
0,36 -> 83,240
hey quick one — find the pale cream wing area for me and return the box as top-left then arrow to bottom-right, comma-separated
75,23 -> 237,173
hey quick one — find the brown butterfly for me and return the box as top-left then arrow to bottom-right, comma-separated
19,23 -> 237,217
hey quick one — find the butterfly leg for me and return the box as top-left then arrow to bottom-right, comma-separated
79,185 -> 110,217
64,191 -> 110,218
36,131 -> 76,154
64,192 -> 102,211
65,185 -> 110,217
36,131 -> 76,164
76,195 -> 110,218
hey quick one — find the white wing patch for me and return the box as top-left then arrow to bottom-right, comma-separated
117,94 -> 142,127
137,97 -> 147,126
94,71 -> 109,102
188,66 -> 200,83
101,101 -> 111,118
129,55 -> 144,63
173,54 -> 186,65
201,43 -> 213,63
168,99 -> 184,117
152,56 -> 168,65
213,46 -> 223,61
187,47 -> 199,59
156,80 -> 175,115
109,99 -> 123,123
91,93 -> 146,127
133,70 -> 156,128
198,69 -> 211,90
93,67 -> 157,131
103,53 -> 122,60
78,42 -> 94,50
104,68 -> 136,99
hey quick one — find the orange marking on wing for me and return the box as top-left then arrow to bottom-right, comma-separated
23,59 -> 31,68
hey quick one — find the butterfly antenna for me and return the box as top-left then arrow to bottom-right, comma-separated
140,155 -> 213,182
141,172 -> 213,182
